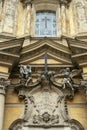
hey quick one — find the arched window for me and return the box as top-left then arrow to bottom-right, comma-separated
35,11 -> 56,37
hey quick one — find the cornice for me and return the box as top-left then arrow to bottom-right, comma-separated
0,72 -> 10,79
20,0 -> 72,7
0,38 -> 24,72
72,52 -> 87,58
20,0 -> 59,5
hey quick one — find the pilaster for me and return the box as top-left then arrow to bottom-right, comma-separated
61,3 -> 66,34
0,73 -> 10,130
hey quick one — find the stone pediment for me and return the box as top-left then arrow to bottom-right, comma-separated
20,39 -> 72,65
20,52 -> 72,65
22,39 -> 71,54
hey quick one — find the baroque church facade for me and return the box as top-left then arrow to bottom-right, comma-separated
0,0 -> 87,130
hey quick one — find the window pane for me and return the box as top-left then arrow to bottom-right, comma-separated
35,11 -> 56,37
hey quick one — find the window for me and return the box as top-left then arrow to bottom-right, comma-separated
35,11 -> 56,37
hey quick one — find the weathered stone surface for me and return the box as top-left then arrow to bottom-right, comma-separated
2,0 -> 18,34
72,0 -> 87,34
0,0 -> 87,37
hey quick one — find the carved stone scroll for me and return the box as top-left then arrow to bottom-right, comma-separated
9,66 -> 85,130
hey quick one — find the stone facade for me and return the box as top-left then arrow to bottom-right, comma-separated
0,0 -> 87,37
0,0 -> 87,130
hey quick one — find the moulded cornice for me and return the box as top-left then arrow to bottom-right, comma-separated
20,0 -> 72,6
21,38 -> 71,54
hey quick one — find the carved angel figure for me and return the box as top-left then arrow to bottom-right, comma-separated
19,65 -> 32,79
54,68 -> 81,98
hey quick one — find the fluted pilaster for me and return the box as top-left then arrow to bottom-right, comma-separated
0,78 -> 10,130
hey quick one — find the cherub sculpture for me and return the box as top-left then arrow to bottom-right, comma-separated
19,65 -> 32,79
54,68 -> 81,98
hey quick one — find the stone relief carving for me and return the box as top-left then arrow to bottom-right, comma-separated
19,65 -> 32,79
33,112 -> 59,124
52,68 -> 81,99
9,65 -> 85,130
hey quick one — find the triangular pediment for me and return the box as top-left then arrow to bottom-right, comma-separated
22,38 -> 71,55
20,38 -> 72,66
20,51 -> 72,68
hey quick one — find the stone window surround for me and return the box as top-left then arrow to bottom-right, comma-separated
21,0 -> 71,37
33,2 -> 61,37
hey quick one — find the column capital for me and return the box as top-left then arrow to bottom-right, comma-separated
0,78 -> 10,95
59,0 -> 72,7
20,0 -> 32,8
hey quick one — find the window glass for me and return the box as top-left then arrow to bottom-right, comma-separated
35,11 -> 56,37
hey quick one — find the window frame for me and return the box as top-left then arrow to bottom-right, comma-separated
35,11 -> 57,37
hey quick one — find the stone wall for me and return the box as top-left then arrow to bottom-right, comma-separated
0,0 -> 18,35
0,0 -> 87,37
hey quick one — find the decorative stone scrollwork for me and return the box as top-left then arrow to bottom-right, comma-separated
33,112 -> 59,124
9,65 -> 85,130
9,119 -> 23,130
69,119 -> 85,130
